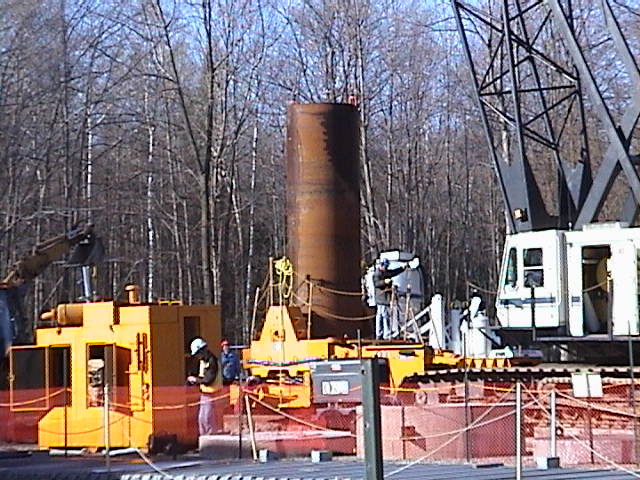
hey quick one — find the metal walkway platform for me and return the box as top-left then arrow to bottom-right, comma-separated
0,451 -> 637,480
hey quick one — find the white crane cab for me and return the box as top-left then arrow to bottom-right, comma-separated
496,223 -> 640,338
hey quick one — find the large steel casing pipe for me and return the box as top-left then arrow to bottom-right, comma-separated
286,103 -> 368,338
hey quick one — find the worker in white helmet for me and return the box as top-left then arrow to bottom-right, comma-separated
187,337 -> 219,435
373,258 -> 407,339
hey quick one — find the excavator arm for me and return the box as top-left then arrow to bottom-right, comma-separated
0,222 -> 101,355
1,223 -> 95,288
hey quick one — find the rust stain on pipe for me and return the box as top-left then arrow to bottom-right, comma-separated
286,103 -> 368,338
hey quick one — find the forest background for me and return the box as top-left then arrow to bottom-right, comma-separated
1,0 -> 638,343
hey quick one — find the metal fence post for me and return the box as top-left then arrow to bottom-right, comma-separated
463,329 -> 470,462
515,381 -> 522,480
63,349 -> 68,457
629,336 -> 639,465
103,383 -> 110,472
550,389 -> 556,458
238,373 -> 244,459
362,358 -> 383,480
587,401 -> 594,464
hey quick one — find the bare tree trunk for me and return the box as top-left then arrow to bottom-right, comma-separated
353,2 -> 378,255
165,101 -> 184,301
145,91 -> 156,302
244,119 -> 259,342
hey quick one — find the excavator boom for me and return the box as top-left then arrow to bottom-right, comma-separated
0,222 -> 101,355
1,223 -> 94,287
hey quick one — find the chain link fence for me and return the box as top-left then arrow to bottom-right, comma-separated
2,378 -> 640,476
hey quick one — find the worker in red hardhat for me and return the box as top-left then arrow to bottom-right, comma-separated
220,339 -> 241,385
187,337 -> 219,435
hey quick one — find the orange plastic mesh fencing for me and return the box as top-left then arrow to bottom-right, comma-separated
2,379 -> 640,471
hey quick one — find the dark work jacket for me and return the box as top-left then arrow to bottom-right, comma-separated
373,266 -> 405,305
197,349 -> 218,393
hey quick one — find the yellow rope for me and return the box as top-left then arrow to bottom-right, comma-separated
244,391 -> 357,437
313,282 -> 363,297
36,415 -> 125,436
0,389 -> 66,408
291,291 -> 374,321
312,305 -> 374,321
273,257 -> 293,300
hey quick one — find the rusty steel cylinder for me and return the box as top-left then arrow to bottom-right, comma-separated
286,103 -> 367,338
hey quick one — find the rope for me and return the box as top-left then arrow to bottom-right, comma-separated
2,388 -> 230,411
128,446 -> 176,479
466,280 -> 497,296
291,291 -> 374,321
524,385 -> 640,478
397,386 -> 517,441
554,389 -> 639,419
583,279 -> 608,293
273,257 -> 293,300
385,387 -> 521,477
314,282 -> 364,297
312,305 -> 374,321
0,389 -> 66,408
121,423 -> 177,479
290,272 -> 364,297
37,415 -> 125,436
244,391 -> 358,437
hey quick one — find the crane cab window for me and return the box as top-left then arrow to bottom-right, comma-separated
504,248 -> 518,286
524,248 -> 544,287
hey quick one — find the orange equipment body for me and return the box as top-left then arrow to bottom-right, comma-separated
9,292 -> 221,449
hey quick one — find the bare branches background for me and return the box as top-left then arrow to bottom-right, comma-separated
1,0 -> 637,342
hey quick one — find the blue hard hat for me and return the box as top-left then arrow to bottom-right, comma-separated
381,258 -> 390,267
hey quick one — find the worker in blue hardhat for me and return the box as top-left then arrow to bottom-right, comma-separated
187,337 -> 219,435
373,258 -> 408,340
220,339 -> 241,385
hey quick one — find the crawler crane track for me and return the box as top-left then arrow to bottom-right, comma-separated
411,364 -> 640,384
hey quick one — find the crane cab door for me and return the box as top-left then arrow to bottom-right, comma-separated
610,241 -> 639,336
496,232 -> 563,329
566,244 -> 586,336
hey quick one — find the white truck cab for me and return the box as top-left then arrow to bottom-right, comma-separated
496,223 -> 640,337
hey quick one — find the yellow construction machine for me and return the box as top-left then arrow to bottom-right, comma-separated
236,258 -> 529,410
3,224 -> 222,450
12,285 -> 221,449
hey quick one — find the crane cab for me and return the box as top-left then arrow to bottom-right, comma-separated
496,223 -> 640,338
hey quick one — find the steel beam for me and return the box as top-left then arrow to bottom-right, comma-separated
548,0 -> 640,212
451,0 -> 518,233
576,103 -> 640,227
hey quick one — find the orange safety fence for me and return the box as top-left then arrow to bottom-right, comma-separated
3,378 -> 640,474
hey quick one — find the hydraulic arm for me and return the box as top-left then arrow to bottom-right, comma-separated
0,222 -> 101,354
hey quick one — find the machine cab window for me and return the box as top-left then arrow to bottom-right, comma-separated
523,248 -> 544,288
504,247 -> 518,287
